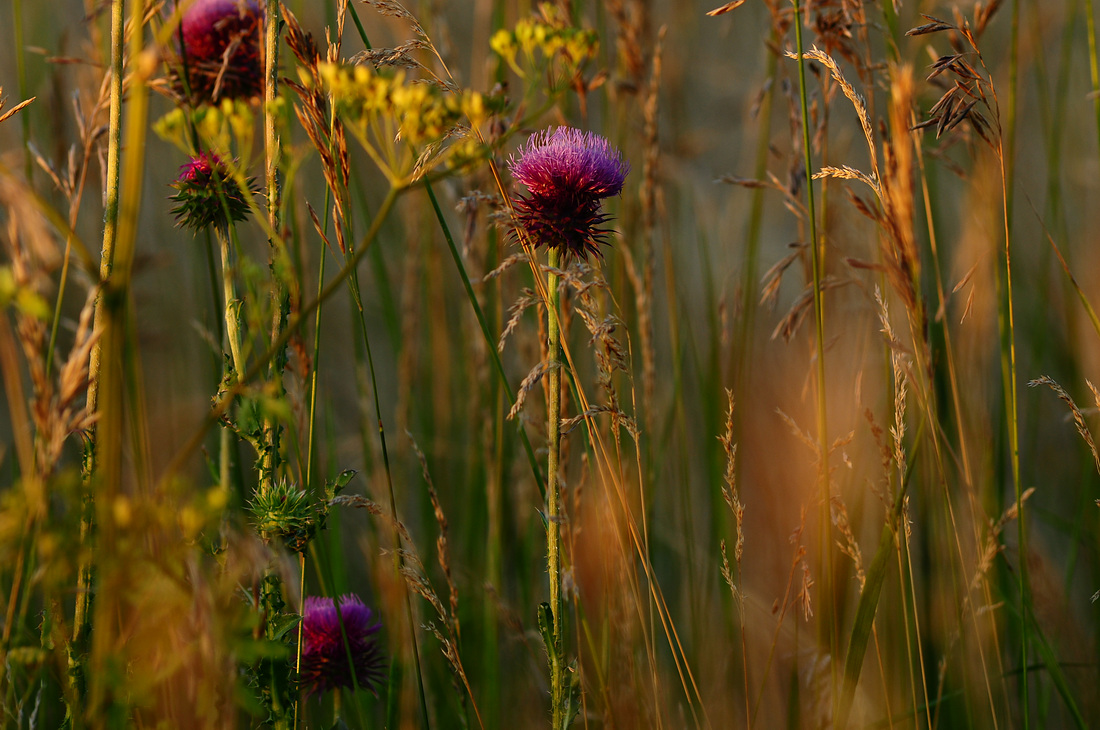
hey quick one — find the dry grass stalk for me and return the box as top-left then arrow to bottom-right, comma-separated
1028,376 -> 1100,476
875,287 -> 910,480
508,357 -> 555,422
566,266 -> 632,440
496,285 -> 537,352
718,389 -> 744,568
787,47 -> 878,185
283,7 -> 351,253
407,434 -> 485,729
361,0 -> 457,91
638,25 -> 665,436
0,172 -> 98,478
771,275 -> 846,342
832,495 -> 864,590
0,89 -> 35,126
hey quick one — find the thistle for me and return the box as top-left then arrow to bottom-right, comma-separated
175,0 -> 264,103
298,595 -> 386,697
509,125 -> 628,727
509,126 -> 629,261
248,479 -> 316,552
169,151 -> 251,232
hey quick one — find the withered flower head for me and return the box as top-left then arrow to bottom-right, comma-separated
508,126 -> 629,261
299,594 -> 386,697
169,152 -> 251,231
177,0 -> 264,103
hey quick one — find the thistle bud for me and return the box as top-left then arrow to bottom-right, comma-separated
169,152 -> 251,232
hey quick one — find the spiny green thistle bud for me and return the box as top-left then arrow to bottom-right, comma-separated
169,151 -> 252,232
249,480 -> 316,553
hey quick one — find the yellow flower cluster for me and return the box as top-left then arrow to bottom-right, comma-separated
153,97 -> 256,162
316,62 -> 492,181
490,7 -> 599,79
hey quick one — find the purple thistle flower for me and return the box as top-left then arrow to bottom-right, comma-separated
298,595 -> 386,697
176,0 -> 264,103
509,126 -> 629,261
169,151 -> 251,231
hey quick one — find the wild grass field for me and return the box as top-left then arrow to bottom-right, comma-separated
0,0 -> 1098,727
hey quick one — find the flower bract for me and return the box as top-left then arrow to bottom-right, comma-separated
298,594 -> 386,697
509,126 -> 629,261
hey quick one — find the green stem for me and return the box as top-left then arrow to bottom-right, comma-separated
13,0 -> 32,184
217,226 -> 245,380
1000,136 -> 1028,730
1088,0 -> 1100,155
424,181 -> 547,498
343,209 -> 432,729
89,0 -> 150,717
305,226 -> 327,492
546,246 -> 564,729
261,0 -> 286,495
215,224 -> 244,498
70,0 -> 126,715
791,0 -> 835,677
262,572 -> 289,723
158,187 -> 401,514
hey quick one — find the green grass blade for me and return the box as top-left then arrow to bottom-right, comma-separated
836,507 -> 899,728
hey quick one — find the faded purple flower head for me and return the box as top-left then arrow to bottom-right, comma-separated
299,594 -> 385,697
176,0 -> 264,103
509,126 -> 629,261
169,151 -> 251,231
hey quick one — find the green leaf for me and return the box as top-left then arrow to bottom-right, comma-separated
234,637 -> 290,663
538,602 -> 557,663
836,519 -> 896,728
561,659 -> 582,730
325,469 -> 357,500
1029,615 -> 1087,728
270,613 -> 302,642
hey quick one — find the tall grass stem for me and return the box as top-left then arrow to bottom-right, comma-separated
791,0 -> 836,677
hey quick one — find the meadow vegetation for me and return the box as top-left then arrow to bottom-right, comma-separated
0,0 -> 1097,727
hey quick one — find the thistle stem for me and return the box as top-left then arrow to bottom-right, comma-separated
546,246 -> 564,729
215,224 -> 244,495
217,225 -> 245,381
261,0 -> 286,493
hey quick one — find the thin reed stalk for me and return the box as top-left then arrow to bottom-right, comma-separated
790,0 -> 835,679
1089,0 -> 1100,154
425,181 -> 547,498
12,0 -> 32,183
